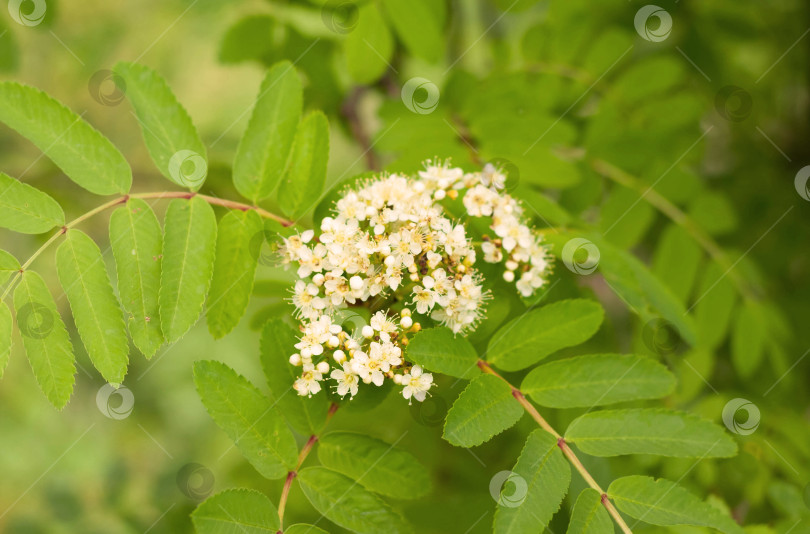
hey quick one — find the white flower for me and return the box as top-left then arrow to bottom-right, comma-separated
401,365 -> 433,403
330,361 -> 360,397
294,364 -> 323,397
351,349 -> 387,386
412,285 -> 436,314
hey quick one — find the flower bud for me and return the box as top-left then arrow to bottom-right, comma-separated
289,353 -> 302,366
401,316 -> 413,329
316,361 -> 330,374
362,325 -> 374,338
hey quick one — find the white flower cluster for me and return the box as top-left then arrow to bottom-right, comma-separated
280,161 -> 552,403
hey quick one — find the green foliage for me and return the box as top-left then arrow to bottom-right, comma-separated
114,62 -> 207,190
493,430 -> 571,533
0,82 -> 131,195
379,0 -> 442,62
608,476 -> 745,534
487,299 -> 604,371
297,467 -> 412,534
317,431 -> 432,499
277,111 -> 330,218
0,172 -> 64,234
193,360 -> 298,479
56,229 -> 128,385
233,61 -> 302,203
0,302 -> 11,378
108,198 -> 164,358
191,489 -> 279,533
443,373 -> 523,447
521,354 -> 675,408
567,489 -> 613,534
405,327 -> 480,379
0,249 -> 19,285
565,409 -> 738,458
159,197 -> 217,343
13,271 -> 75,409
345,2 -> 394,83
731,301 -> 767,378
206,210 -> 263,338
260,318 -> 329,435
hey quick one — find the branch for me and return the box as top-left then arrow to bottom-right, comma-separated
477,360 -> 633,534
0,191 -> 294,302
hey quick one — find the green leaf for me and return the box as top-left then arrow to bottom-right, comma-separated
233,61 -> 302,203
278,111 -> 330,219
652,225 -> 702,304
406,327 -> 480,379
567,489 -> 614,534
0,172 -> 65,234
56,229 -> 129,385
487,299 -> 604,372
297,467 -> 412,534
0,302 -> 11,378
0,82 -> 131,195
521,354 -> 675,408
113,62 -> 207,190
345,2 -> 394,83
219,15 -> 276,65
109,199 -> 163,358
317,431 -> 432,499
207,210 -> 262,339
159,197 -> 217,343
0,248 -> 21,285
260,318 -> 329,435
380,0 -> 442,62
193,360 -> 298,479
13,271 -> 75,409
731,301 -> 766,379
565,409 -> 738,458
493,430 -> 571,534
285,525 -> 330,534
192,489 -> 279,533
443,373 -> 523,447
694,263 -> 737,350
608,476 -> 745,534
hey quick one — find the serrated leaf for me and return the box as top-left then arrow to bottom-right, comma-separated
297,467 -> 412,534
0,172 -> 65,234
259,319 -> 329,435
345,2 -> 394,83
13,271 -> 75,409
521,354 -> 675,408
109,198 -> 163,358
652,225 -> 702,304
159,197 -> 217,343
317,431 -> 432,499
0,302 -> 11,378
193,360 -> 298,479
114,62 -> 207,190
608,476 -> 744,534
192,489 -> 279,533
285,525 -> 329,534
694,263 -> 736,350
56,229 -> 129,384
380,0 -> 442,62
406,327 -> 480,379
207,210 -> 263,339
0,82 -> 131,195
487,299 -> 604,372
493,430 -> 571,533
567,489 -> 614,534
278,111 -> 329,219
233,61 -> 302,203
443,373 -> 523,447
0,249 -> 20,285
731,301 -> 766,379
565,409 -> 738,458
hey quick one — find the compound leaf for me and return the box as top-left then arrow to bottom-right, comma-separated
0,172 -> 64,234
443,373 -> 523,447
566,489 -> 614,534
277,111 -> 329,219
406,327 -> 480,379
192,488 -> 279,533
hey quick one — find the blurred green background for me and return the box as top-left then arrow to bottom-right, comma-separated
1,0 -> 809,532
